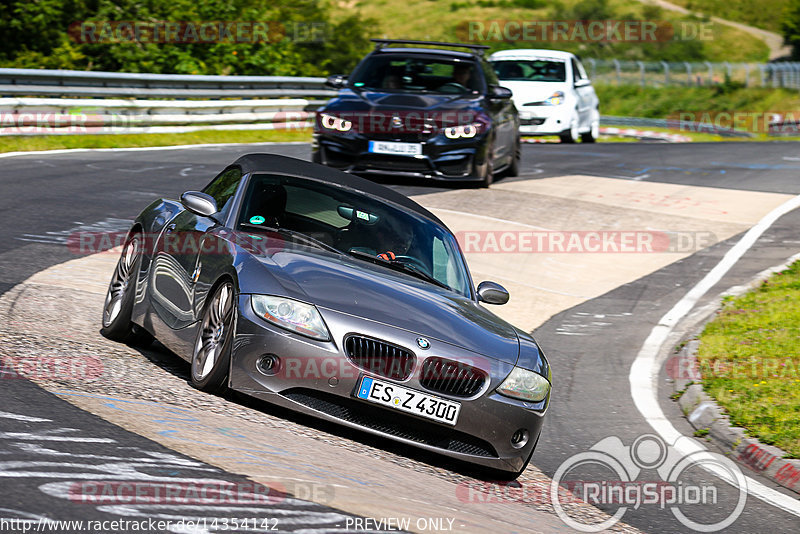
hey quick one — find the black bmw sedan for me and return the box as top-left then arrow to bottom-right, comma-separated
312,39 -> 521,187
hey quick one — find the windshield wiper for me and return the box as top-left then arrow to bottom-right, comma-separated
347,249 -> 451,290
239,223 -> 344,256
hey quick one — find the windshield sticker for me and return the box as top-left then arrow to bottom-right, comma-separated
355,210 -> 370,221
249,215 -> 266,225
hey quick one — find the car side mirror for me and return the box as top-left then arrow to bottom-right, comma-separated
477,281 -> 509,305
488,85 -> 513,101
181,191 -> 218,217
574,78 -> 591,88
325,74 -> 348,89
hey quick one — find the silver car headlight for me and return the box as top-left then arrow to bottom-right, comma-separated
497,367 -> 551,402
251,295 -> 330,341
544,91 -> 565,106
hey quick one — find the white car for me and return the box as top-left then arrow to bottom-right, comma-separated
489,49 -> 600,143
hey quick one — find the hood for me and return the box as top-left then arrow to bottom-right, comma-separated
335,88 -> 479,110
499,80 -> 568,106
253,247 -> 520,365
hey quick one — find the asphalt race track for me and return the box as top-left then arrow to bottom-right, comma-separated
1,141 -> 800,533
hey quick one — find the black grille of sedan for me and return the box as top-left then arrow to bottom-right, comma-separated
345,335 -> 415,381
420,357 -> 486,398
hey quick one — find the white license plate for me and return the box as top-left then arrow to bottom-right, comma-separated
355,375 -> 460,425
368,141 -> 422,156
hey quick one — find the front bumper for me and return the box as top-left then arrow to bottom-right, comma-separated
311,131 -> 490,182
229,295 -> 548,473
518,107 -> 571,136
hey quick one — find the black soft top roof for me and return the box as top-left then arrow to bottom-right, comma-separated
231,153 -> 443,225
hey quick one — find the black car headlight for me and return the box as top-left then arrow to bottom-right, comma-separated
443,123 -> 482,139
319,113 -> 352,132
497,367 -> 551,402
251,295 -> 330,341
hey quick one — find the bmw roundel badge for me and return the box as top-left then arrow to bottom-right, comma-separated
416,337 -> 430,349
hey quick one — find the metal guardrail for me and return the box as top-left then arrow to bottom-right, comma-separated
585,60 -> 800,90
0,97 -> 315,136
0,68 -> 337,99
3,61 -> 799,100
0,67 -> 794,137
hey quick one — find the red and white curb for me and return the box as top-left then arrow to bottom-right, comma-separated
521,127 -> 692,143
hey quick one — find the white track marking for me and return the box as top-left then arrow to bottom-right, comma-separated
629,193 -> 800,516
0,141 -> 307,159
0,412 -> 51,423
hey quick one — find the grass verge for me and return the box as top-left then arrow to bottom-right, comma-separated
696,260 -> 800,458
0,128 -> 313,154
596,85 -> 800,119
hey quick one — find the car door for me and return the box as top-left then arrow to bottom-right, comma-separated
571,57 -> 595,130
481,59 -> 516,165
150,167 -> 242,332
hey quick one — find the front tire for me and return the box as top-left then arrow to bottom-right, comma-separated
190,281 -> 235,393
559,118 -> 579,143
477,141 -> 495,188
100,233 -> 153,346
505,136 -> 521,177
581,119 -> 599,143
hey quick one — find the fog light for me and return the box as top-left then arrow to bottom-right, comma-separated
256,354 -> 280,376
511,429 -> 529,448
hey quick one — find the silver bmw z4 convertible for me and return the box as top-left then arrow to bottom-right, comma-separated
101,153 -> 551,478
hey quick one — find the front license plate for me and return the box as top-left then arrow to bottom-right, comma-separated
368,141 -> 422,156
355,376 -> 460,425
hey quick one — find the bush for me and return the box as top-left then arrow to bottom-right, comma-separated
0,0 -> 374,76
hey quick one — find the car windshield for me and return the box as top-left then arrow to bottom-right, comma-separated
349,54 -> 483,94
237,174 -> 471,296
492,59 -> 567,82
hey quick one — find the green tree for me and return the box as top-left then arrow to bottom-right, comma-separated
0,0 -> 373,75
783,0 -> 800,60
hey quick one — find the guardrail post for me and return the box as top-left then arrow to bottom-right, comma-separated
759,64 -> 766,86
613,59 -> 621,86
587,58 -> 596,80
661,61 -> 669,86
684,62 -> 692,86
744,63 -> 750,87
724,61 -> 731,82
704,61 -> 713,85
637,61 -> 645,87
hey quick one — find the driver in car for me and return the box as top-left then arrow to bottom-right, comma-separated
439,63 -> 473,92
375,218 -> 414,261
